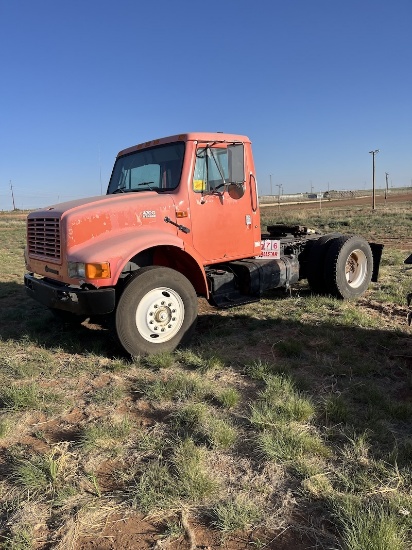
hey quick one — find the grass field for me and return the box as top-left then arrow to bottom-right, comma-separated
0,201 -> 411,549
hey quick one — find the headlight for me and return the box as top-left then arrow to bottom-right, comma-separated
68,262 -> 86,278
68,262 -> 110,279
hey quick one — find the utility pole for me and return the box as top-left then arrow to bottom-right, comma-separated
385,172 -> 389,200
276,184 -> 283,211
10,180 -> 16,211
369,149 -> 379,210
270,174 -> 273,197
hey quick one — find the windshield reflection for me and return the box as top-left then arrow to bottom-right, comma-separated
107,142 -> 185,194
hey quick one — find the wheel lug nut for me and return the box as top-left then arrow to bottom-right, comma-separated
161,301 -> 165,305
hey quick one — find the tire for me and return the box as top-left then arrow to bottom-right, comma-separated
115,266 -> 198,356
324,236 -> 373,299
306,233 -> 342,294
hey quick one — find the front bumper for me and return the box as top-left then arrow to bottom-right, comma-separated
24,273 -> 116,316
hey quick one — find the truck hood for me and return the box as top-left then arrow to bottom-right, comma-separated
30,193 -> 168,217
29,192 -> 178,250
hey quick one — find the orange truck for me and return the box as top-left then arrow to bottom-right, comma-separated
24,132 -> 383,356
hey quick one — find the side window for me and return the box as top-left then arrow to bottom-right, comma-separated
192,151 -> 207,192
193,147 -> 228,193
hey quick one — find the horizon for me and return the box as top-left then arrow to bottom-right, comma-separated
2,183 -> 410,213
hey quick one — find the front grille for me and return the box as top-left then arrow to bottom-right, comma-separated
27,217 -> 61,261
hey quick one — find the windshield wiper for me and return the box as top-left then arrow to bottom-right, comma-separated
207,149 -> 226,185
136,181 -> 156,191
111,184 -> 157,194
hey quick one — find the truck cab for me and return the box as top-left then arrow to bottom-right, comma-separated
24,132 -> 382,356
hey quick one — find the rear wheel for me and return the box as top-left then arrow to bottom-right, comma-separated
115,266 -> 198,356
324,236 -> 373,299
306,233 -> 342,294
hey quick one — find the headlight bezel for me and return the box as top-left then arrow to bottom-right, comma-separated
68,261 -> 111,280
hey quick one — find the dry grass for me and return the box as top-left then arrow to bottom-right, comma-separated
0,203 -> 411,548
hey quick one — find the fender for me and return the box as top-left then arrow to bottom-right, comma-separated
69,227 -> 209,294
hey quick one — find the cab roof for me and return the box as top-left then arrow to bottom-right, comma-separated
117,132 -> 251,157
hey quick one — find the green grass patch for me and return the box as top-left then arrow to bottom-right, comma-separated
172,403 -> 237,449
129,460 -> 176,513
250,374 -> 315,426
11,444 -> 77,499
128,438 -> 217,513
257,423 -> 330,463
89,385 -> 124,405
172,438 -> 219,501
215,388 -> 241,409
79,417 -> 131,451
137,371 -> 212,402
0,383 -> 60,412
334,497 -> 410,550
175,349 -> 225,372
209,496 -> 262,533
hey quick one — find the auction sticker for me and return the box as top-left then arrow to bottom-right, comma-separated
257,239 -> 280,259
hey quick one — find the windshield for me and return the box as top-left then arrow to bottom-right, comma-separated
107,142 -> 185,194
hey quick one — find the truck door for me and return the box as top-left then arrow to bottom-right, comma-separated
188,143 -> 260,263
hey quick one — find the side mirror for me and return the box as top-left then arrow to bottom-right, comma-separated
227,182 -> 245,200
227,143 -> 244,184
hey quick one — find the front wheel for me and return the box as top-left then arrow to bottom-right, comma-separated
115,266 -> 198,356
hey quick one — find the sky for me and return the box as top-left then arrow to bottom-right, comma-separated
1,0 -> 411,210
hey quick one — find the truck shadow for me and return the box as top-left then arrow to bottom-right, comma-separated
195,299 -> 412,464
1,281 -> 411,363
0,281 -> 125,357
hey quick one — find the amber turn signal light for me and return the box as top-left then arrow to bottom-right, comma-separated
85,262 -> 111,279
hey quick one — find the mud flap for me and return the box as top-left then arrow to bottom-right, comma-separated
369,242 -> 384,283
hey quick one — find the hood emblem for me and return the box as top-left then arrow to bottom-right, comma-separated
45,265 -> 59,275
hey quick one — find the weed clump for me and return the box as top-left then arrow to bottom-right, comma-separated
172,403 -> 237,450
209,496 -> 262,533
127,438 -> 218,513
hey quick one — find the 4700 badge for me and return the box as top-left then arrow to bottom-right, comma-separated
142,210 -> 156,219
